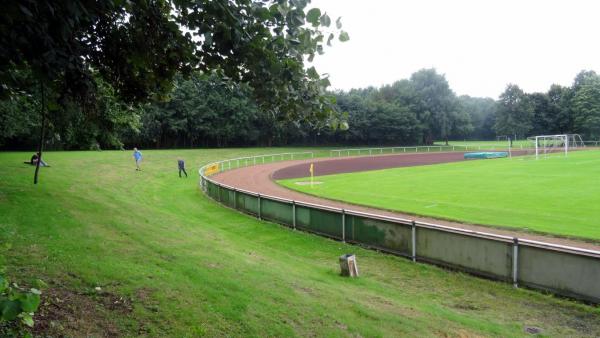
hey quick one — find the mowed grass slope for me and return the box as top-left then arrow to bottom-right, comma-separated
279,150 -> 600,241
1,149 -> 599,337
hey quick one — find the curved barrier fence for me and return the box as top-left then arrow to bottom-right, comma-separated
330,141 -> 598,157
330,145 -> 511,157
199,151 -> 600,303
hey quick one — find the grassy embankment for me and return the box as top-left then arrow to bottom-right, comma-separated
1,149 -> 599,336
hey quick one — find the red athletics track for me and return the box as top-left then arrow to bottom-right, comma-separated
211,151 -> 600,251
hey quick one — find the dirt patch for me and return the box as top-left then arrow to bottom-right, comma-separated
32,286 -> 131,337
449,300 -> 488,311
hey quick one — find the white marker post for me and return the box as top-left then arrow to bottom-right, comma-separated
309,163 -> 314,188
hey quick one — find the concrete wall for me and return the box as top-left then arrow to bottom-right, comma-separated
203,178 -> 600,303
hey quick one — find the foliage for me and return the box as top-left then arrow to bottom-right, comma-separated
0,0 -> 346,124
0,273 -> 45,336
494,84 -> 533,139
571,72 -> 600,139
0,73 -> 141,150
131,73 -> 261,148
457,96 -> 496,140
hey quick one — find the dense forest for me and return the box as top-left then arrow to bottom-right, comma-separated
2,68 -> 600,150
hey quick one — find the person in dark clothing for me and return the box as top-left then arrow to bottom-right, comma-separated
29,152 -> 49,167
178,159 -> 188,178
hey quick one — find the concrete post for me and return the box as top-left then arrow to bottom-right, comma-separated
341,209 -> 346,242
411,221 -> 417,262
257,194 -> 261,220
513,237 -> 519,288
292,201 -> 296,229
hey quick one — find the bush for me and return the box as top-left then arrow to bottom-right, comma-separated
0,274 -> 45,337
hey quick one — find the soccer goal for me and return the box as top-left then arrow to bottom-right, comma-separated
526,134 -> 585,159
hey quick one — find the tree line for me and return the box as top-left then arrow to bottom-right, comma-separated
3,68 -> 599,150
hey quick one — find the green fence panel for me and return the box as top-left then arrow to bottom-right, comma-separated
518,246 -> 600,303
218,187 -> 235,208
260,199 -> 293,226
235,191 -> 259,215
416,227 -> 513,280
206,181 -> 219,200
296,205 -> 343,239
346,215 -> 411,255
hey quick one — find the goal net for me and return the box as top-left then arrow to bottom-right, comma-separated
525,134 -> 585,159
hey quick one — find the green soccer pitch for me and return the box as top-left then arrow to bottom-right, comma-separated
279,150 -> 600,241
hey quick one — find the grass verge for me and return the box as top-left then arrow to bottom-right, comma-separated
1,149 -> 599,336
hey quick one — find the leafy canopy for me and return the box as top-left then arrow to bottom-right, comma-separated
0,0 -> 348,124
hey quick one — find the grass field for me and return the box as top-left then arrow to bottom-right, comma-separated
279,150 -> 600,241
1,149 -> 599,336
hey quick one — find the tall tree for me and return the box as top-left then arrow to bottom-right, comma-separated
457,96 -> 496,140
494,84 -> 533,142
409,69 -> 464,145
571,75 -> 600,139
546,84 -> 573,134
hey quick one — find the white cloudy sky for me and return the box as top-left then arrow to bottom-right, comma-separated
308,0 -> 600,98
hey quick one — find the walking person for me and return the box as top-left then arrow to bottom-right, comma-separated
133,147 -> 143,171
178,158 -> 188,178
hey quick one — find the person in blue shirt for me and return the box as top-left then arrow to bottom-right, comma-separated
178,159 -> 187,178
133,147 -> 143,171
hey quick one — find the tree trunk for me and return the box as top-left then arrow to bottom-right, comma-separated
34,82 -> 46,184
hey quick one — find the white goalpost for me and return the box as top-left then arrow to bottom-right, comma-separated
527,134 -> 585,159
536,134 -> 567,158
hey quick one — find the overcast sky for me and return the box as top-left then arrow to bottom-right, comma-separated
308,0 -> 600,99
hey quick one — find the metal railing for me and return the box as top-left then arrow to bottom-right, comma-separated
199,150 -> 600,303
330,141 -> 599,158
329,145 -> 514,157
199,151 -> 314,177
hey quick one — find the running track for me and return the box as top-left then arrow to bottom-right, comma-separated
211,152 -> 600,251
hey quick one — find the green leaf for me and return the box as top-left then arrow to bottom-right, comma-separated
0,276 -> 7,293
340,121 -> 349,131
254,7 -> 272,21
327,33 -> 334,47
18,293 -> 40,313
339,31 -> 350,42
32,279 -> 47,290
336,17 -> 343,29
307,67 -> 319,79
306,8 -> 321,26
277,4 -> 289,17
0,299 -> 21,321
21,313 -> 34,327
291,0 -> 308,10
320,13 -> 331,27
289,11 -> 304,27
